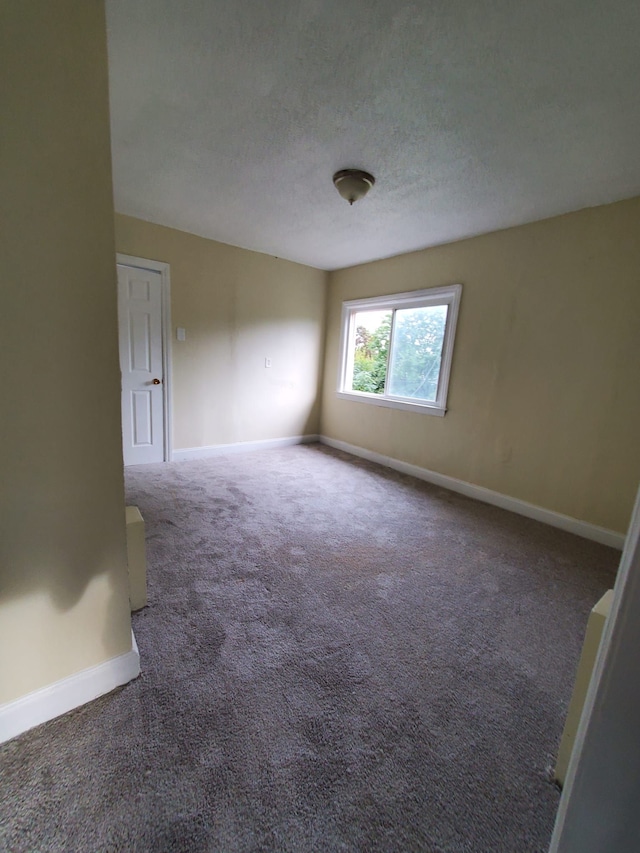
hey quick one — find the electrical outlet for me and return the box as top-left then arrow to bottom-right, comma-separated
264,357 -> 272,368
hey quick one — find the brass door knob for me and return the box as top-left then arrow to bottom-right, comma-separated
152,378 -> 161,385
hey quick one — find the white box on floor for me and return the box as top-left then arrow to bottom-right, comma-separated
126,505 -> 147,611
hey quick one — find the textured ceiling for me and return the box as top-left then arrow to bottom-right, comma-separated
106,0 -> 640,271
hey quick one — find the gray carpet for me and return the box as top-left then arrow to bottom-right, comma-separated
0,444 -> 619,852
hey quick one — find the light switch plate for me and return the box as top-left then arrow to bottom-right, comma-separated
176,327 -> 186,341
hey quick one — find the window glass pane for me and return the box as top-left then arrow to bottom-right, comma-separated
350,309 -> 392,394
387,305 -> 448,401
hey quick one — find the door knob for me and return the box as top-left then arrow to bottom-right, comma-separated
152,378 -> 161,385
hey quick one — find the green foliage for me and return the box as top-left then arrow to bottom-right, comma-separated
351,307 -> 447,401
387,306 -> 447,401
352,315 -> 391,394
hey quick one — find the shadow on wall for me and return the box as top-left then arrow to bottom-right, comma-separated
301,412 -> 320,440
0,473 -> 128,614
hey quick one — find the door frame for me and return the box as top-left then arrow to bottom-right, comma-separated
117,253 -> 173,463
549,484 -> 639,851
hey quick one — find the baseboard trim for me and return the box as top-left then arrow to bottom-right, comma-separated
0,631 -> 140,745
172,434 -> 320,462
319,436 -> 626,550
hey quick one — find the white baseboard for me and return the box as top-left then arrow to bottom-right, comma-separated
172,433 -> 320,462
319,436 -> 626,550
0,631 -> 140,745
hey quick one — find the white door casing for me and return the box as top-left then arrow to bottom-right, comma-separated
549,483 -> 640,852
117,262 -> 168,465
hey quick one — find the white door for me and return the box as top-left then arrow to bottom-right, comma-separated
117,263 -> 165,465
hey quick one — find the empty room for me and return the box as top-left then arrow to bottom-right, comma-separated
2,2 -> 640,852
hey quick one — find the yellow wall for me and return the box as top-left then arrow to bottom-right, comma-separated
0,2 -> 132,703
114,216 -> 327,451
322,198 -> 640,534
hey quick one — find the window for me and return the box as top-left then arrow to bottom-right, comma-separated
337,284 -> 462,416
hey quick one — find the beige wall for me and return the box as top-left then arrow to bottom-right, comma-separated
114,215 -> 327,451
322,198 -> 640,534
0,3 -> 132,703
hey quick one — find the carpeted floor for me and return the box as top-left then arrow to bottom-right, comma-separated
0,444 -> 620,852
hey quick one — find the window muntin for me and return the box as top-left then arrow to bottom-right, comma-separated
338,285 -> 462,416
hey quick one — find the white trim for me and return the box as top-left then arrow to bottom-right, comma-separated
319,436 -> 626,550
549,485 -> 640,851
0,631 -> 140,745
341,283 -> 462,313
337,283 -> 462,414
172,434 -> 320,462
335,391 -> 446,416
117,253 -> 173,463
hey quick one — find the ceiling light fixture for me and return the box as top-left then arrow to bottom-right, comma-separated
333,169 -> 375,205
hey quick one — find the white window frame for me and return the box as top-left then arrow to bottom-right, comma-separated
337,283 -> 462,416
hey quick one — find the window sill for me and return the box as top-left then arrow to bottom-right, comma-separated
336,391 -> 446,416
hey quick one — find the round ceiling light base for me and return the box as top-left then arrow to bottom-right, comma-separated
333,169 -> 375,205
